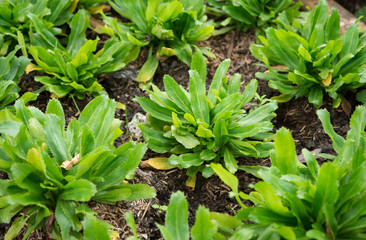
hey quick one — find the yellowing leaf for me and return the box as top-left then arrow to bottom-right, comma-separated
90,4 -> 110,15
116,102 -> 126,110
26,148 -> 44,173
160,47 -> 176,57
109,230 -> 119,240
271,94 -> 294,102
140,157 -> 176,170
186,174 -> 196,190
322,73 -> 332,86
68,0 -> 79,13
60,154 -> 80,170
25,63 -> 42,74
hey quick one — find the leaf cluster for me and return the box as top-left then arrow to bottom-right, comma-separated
0,48 -> 30,109
0,0 -> 76,56
0,96 -> 155,239
207,0 -> 301,34
27,10 -> 138,99
212,105 -> 366,239
251,0 -> 366,108
136,51 -> 277,180
105,0 -> 215,85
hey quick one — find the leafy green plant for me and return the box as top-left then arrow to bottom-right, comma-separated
105,0 -> 215,86
0,95 -> 156,239
135,51 -> 277,185
126,191 -> 238,240
207,0 -> 302,34
211,105 -> 366,239
355,6 -> 366,24
77,0 -> 106,11
250,0 -> 366,108
0,48 -> 31,109
0,0 -> 76,56
27,9 -> 139,99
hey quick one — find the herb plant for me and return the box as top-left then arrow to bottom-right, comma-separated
207,0 -> 301,34
0,96 -> 156,239
212,105 -> 366,239
27,9 -> 138,99
0,0 -> 75,56
0,48 -> 30,109
136,51 -> 277,184
250,0 -> 366,108
355,6 -> 366,24
106,0 -> 215,86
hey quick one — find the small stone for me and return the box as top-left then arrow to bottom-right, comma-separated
128,112 -> 147,139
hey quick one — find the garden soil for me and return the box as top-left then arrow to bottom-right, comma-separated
0,2 -> 359,240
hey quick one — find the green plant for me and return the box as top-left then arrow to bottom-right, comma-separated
0,48 -> 31,109
250,0 -> 366,108
207,0 -> 302,34
135,51 -> 277,185
105,0 -> 215,86
127,191 -> 248,240
0,95 -> 156,239
355,6 -> 366,24
77,0 -> 106,11
211,105 -> 366,239
27,9 -> 139,99
0,0 -> 76,56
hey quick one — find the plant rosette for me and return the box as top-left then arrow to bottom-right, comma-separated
136,50 -> 277,187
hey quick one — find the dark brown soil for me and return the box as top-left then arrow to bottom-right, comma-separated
1,4 -> 357,240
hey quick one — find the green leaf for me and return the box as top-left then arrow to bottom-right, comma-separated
189,70 -> 209,123
46,99 -> 65,129
94,184 -> 156,203
157,0 -> 182,22
317,109 -> 345,153
196,124 -> 214,138
135,97 -> 173,122
125,211 -> 138,239
136,50 -> 159,83
308,86 -> 323,108
163,75 -> 192,114
59,179 -> 97,201
171,126 -> 200,149
44,114 -> 71,164
82,213 -> 114,240
55,200 -> 82,238
4,214 -> 30,240
67,9 -> 89,57
211,163 -> 238,192
207,59 -> 230,105
160,191 -> 189,240
223,147 -> 237,174
190,49 -> 207,82
191,206 -> 217,240
311,162 -> 339,219
272,128 -> 297,175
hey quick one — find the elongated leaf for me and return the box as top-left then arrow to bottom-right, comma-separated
59,179 -> 97,201
207,59 -> 230,105
135,97 -> 173,122
211,163 -> 238,192
189,70 -> 209,123
191,206 -> 217,240
311,162 -> 339,219
164,191 -> 189,240
317,109 -> 345,153
272,128 -> 297,175
44,114 -> 71,164
190,49 -> 207,82
163,75 -> 192,114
